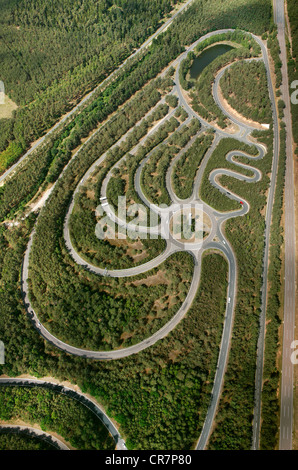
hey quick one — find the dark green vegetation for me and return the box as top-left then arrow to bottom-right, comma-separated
70,198 -> 166,270
0,0 -> 271,175
0,219 -> 228,448
0,142 -> 23,174
172,131 -> 214,199
188,32 -> 261,128
0,386 -> 115,450
0,75 -> 173,222
174,0 -> 271,42
28,114 -> 195,352
0,431 -> 56,451
260,125 -> 286,449
220,60 -> 272,123
165,94 -> 179,108
179,51 -> 196,91
287,0 -> 298,151
141,118 -> 201,205
199,138 -> 258,211
0,0 -> 183,168
175,106 -> 189,122
206,130 -> 274,448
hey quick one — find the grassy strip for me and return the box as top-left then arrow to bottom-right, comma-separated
0,142 -> 24,174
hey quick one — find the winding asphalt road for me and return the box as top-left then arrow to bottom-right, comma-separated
17,29 -> 279,450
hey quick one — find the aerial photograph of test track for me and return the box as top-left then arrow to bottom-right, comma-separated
0,0 -> 297,456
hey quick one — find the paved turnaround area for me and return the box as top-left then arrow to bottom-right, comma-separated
16,28 -> 280,449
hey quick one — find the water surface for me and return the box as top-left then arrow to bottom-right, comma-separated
189,44 -> 235,80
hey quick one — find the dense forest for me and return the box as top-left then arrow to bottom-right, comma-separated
220,60 -> 272,124
0,0 -> 183,164
0,431 -> 57,450
0,385 -> 115,450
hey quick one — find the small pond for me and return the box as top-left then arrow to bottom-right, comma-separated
189,44 -> 235,80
